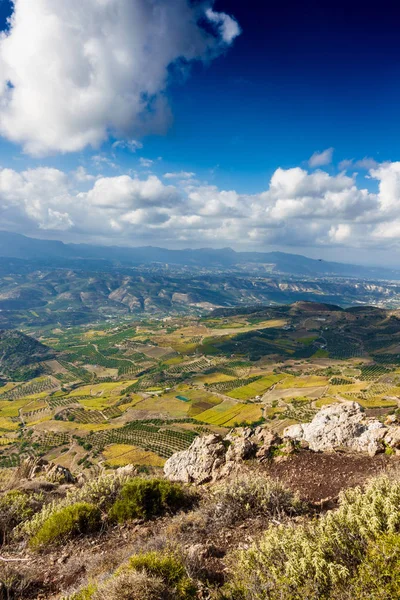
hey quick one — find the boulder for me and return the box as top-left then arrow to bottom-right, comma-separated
284,402 -> 387,456
14,456 -> 75,484
164,434 -> 227,484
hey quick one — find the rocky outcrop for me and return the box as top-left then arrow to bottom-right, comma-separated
284,402 -> 392,456
164,434 -> 227,484
164,402 -> 400,484
164,428 -> 284,484
14,457 -> 75,484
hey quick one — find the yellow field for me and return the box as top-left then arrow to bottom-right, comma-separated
227,374 -> 285,400
128,395 -> 190,418
314,397 -> 340,408
103,444 -> 165,467
78,396 -> 120,410
0,398 -> 33,417
327,382 -> 368,394
68,380 -> 137,397
207,319 -> 287,336
276,376 -> 329,389
195,398 -> 262,426
193,372 -> 235,385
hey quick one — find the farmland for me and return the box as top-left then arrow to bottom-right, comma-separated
0,301 -> 400,474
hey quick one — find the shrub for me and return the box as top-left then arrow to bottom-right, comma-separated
108,478 -> 187,523
0,490 -> 39,544
125,551 -> 196,599
93,571 -> 168,600
225,476 -> 400,599
209,474 -> 305,526
30,502 -> 101,550
332,533 -> 400,600
22,471 -> 129,538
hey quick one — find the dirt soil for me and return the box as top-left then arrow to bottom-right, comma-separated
264,449 -> 399,503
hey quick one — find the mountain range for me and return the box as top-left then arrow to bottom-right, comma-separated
0,231 -> 397,280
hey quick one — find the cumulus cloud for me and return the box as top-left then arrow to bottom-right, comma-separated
4,160 -> 400,251
309,148 -> 334,168
0,0 -> 240,156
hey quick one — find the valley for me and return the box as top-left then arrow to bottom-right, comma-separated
1,301 -> 400,478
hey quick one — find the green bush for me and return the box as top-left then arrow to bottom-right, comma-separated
332,533 -> 400,600
0,490 -> 38,544
30,502 -> 101,550
209,474 -> 306,526
225,476 -> 400,599
22,471 -> 129,539
108,478 -> 187,523
126,551 -> 196,599
93,571 -> 168,600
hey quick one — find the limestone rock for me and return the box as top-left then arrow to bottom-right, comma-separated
14,456 -> 75,484
385,425 -> 400,449
164,434 -> 227,484
284,402 -> 387,456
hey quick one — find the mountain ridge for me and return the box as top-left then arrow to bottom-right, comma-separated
0,230 -> 398,280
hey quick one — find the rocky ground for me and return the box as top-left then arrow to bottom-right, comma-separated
2,401 -> 400,599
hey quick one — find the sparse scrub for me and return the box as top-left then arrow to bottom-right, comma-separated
109,478 -> 189,523
30,502 -> 101,549
93,571 -> 169,600
225,476 -> 400,599
0,489 -> 40,544
22,471 -> 129,538
208,474 -> 305,527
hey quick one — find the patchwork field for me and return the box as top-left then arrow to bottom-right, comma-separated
1,302 -> 400,472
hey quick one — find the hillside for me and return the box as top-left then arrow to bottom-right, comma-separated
1,265 -> 400,330
0,330 -> 54,380
0,302 -> 399,597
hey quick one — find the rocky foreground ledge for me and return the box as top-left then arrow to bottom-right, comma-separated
164,402 -> 400,484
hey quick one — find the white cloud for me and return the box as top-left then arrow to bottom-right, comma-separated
329,223 -> 352,243
339,157 -> 379,171
0,0 -> 240,156
164,171 -> 195,180
205,8 -> 241,44
3,160 -> 400,252
112,140 -> 143,152
309,148 -> 334,168
73,166 -> 96,183
139,158 -> 154,168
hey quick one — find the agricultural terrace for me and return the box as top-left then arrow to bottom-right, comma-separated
0,304 -> 400,473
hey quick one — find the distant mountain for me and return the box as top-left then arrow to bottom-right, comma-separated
0,230 -> 398,280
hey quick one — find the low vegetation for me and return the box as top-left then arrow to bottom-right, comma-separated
224,476 -> 400,600
109,478 -> 190,523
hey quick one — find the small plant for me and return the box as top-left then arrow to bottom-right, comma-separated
225,476 -> 400,599
124,551 -> 196,599
93,570 -> 168,600
22,471 -> 129,538
30,502 -> 102,549
108,478 -> 188,523
209,474 -> 305,526
0,489 -> 39,544
109,477 -> 188,523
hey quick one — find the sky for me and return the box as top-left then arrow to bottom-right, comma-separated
1,0 -> 400,265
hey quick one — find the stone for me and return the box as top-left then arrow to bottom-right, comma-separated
384,425 -> 400,449
225,437 -> 256,462
164,434 -> 227,484
284,402 -> 388,456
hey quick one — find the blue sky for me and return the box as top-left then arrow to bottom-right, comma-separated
1,0 -> 396,189
0,0 -> 400,265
